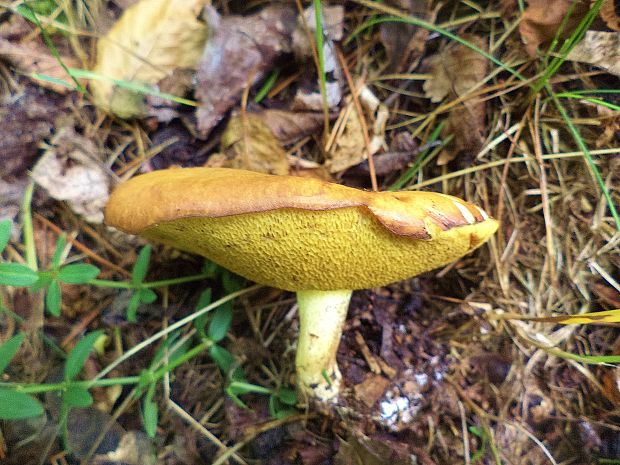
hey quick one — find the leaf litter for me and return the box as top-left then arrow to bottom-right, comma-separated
423,35 -> 489,166
0,0 -> 619,464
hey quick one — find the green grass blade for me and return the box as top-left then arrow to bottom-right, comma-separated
533,0 -> 605,93
347,13 -> 525,82
254,68 -> 280,103
548,86 -> 620,232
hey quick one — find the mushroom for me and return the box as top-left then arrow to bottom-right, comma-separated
104,167 -> 498,402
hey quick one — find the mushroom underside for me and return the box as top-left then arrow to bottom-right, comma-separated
142,207 -> 498,291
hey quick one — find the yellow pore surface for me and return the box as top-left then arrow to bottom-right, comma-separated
143,206 -> 498,291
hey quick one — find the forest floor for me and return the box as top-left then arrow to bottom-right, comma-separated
0,1 -> 619,464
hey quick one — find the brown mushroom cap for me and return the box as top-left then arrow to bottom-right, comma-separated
105,167 -> 498,291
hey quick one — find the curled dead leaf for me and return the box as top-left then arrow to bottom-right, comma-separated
567,31 -> 620,76
91,0 -> 208,118
31,127 -> 111,223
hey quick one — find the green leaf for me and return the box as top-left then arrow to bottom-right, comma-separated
29,274 -> 52,292
139,288 -> 157,304
0,389 -> 44,419
0,333 -> 25,374
269,395 -> 296,419
143,385 -> 158,438
274,408 -> 297,420
227,380 -> 271,396
143,399 -> 158,437
221,269 -> 246,294
277,388 -> 297,406
126,292 -> 141,322
149,332 -> 181,369
195,288 -> 213,310
58,263 -> 100,284
194,288 -> 212,336
0,219 -> 11,253
132,245 -> 152,285
137,369 -> 154,391
209,345 -> 246,383
64,330 -> 104,380
207,302 -> 233,343
62,385 -> 93,408
124,288 -> 157,322
225,387 -> 249,409
16,0 -> 60,20
51,234 -> 67,268
0,263 -> 38,286
46,279 -> 62,316
201,260 -> 219,277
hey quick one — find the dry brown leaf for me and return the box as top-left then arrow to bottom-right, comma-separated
326,85 -> 387,173
0,38 -> 80,94
335,431 -> 415,465
91,0 -> 208,118
567,31 -> 620,76
594,106 -> 620,148
326,99 -> 366,172
379,0 -> 430,73
0,80 -> 64,181
196,6 -> 296,137
254,109 -> 326,145
600,0 -> 620,30
519,0 -> 590,57
423,36 -> 488,165
601,367 -> 620,405
354,374 -> 390,408
500,0 -> 519,17
218,112 -> 289,175
0,14 -> 80,93
423,36 -> 488,102
591,282 -> 620,308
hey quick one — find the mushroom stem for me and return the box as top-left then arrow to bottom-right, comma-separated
295,289 -> 352,402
